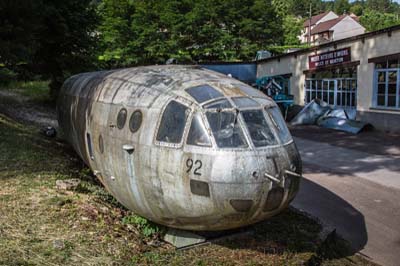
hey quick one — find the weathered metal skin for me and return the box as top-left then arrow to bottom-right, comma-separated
57,65 -> 302,231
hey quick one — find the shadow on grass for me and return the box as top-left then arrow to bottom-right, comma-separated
214,207 -> 359,264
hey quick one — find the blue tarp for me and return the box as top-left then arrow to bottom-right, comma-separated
201,63 -> 257,84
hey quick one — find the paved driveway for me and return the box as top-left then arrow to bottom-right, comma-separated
291,130 -> 400,266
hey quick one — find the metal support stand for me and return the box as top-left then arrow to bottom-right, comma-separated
163,227 -> 253,249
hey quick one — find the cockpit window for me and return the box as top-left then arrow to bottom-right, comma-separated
241,110 -> 278,147
156,100 -> 189,144
232,97 -> 260,108
206,111 -> 247,148
187,113 -> 212,147
266,107 -> 292,144
254,97 -> 272,107
234,84 -> 267,98
186,85 -> 223,103
203,98 -> 232,109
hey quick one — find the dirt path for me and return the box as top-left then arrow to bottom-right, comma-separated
0,90 -> 58,128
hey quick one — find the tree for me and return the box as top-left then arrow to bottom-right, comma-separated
0,0 -> 39,78
334,0 -> 351,15
360,9 -> 400,31
350,4 -> 364,16
34,0 -> 98,98
129,0 -> 189,63
272,0 -> 290,17
283,15 -> 303,45
97,0 -> 283,64
366,0 -> 392,13
0,0 -> 98,98
287,0 -> 325,17
97,0 -> 137,67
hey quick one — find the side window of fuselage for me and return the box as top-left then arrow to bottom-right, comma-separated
266,107 -> 292,144
186,113 -> 211,147
156,100 -> 189,144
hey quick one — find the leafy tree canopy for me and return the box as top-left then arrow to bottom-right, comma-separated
0,0 -> 98,98
334,0 -> 351,15
97,0 -> 283,66
360,8 -> 400,31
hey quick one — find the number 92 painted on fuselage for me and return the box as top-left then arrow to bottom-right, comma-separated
57,65 -> 302,231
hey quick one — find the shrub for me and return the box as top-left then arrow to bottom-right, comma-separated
0,67 -> 17,86
122,214 -> 163,238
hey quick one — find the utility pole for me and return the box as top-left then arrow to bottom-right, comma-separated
308,3 -> 312,45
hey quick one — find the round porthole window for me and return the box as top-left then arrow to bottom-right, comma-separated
129,110 -> 143,133
98,134 -> 104,154
117,108 -> 127,129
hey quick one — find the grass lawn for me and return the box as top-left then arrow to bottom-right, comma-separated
0,90 -> 378,265
0,80 -> 51,104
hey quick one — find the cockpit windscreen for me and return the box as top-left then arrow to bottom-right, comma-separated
206,111 -> 248,148
266,107 -> 292,144
241,110 -> 278,147
203,98 -> 232,109
234,84 -> 267,98
231,97 -> 260,108
186,85 -> 223,103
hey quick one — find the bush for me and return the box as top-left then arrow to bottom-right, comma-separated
0,67 -> 17,86
122,214 -> 163,238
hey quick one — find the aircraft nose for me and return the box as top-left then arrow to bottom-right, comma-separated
257,143 -> 303,213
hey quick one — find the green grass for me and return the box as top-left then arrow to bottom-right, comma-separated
0,80 -> 50,103
0,113 -> 378,266
0,114 -> 147,265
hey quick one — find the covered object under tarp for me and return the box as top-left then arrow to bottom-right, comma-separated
290,99 -> 372,134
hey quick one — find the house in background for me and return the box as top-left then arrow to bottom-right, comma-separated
300,11 -> 339,43
300,11 -> 365,45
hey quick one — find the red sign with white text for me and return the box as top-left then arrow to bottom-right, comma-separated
308,47 -> 351,69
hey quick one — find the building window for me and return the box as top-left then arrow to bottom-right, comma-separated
374,59 -> 400,109
305,78 -> 357,109
375,59 -> 400,69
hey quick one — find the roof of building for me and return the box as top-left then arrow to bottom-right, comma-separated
256,24 -> 400,64
303,11 -> 330,27
310,15 -> 348,34
349,13 -> 359,21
